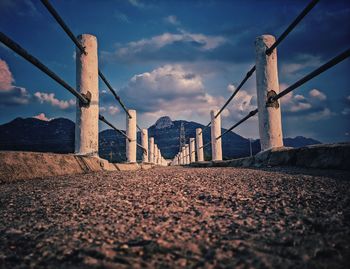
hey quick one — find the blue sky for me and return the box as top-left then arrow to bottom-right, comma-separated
0,0 -> 349,143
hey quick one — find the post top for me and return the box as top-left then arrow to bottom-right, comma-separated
77,34 -> 97,41
255,34 -> 276,46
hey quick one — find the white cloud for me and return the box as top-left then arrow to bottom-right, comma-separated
0,59 -> 31,106
114,10 -> 130,23
108,105 -> 120,115
164,15 -> 180,25
0,59 -> 14,90
34,92 -> 76,110
309,89 -> 327,101
306,108 -> 334,121
119,64 -> 225,121
33,113 -> 51,121
115,31 -> 226,59
227,84 -> 236,93
342,108 -> 350,115
128,0 -> 144,8
281,54 -> 322,76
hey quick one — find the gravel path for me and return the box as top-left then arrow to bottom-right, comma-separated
0,167 -> 349,268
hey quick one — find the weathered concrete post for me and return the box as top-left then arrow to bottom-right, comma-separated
210,109 -> 222,161
190,138 -> 196,163
185,144 -> 190,165
196,128 -> 204,162
181,146 -> 186,165
255,35 -> 283,151
141,129 -> 148,163
126,110 -> 137,163
149,137 -> 154,163
75,34 -> 98,156
154,144 -> 158,164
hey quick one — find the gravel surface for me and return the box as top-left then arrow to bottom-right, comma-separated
0,167 -> 349,268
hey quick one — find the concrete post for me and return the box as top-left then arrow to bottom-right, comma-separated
154,144 -> 158,164
196,128 -> 204,162
141,129 -> 148,163
210,109 -> 222,161
75,34 -> 98,156
126,110 -> 137,163
255,35 -> 283,151
182,148 -> 184,165
189,138 -> 196,163
149,137 -> 154,163
185,144 -> 190,164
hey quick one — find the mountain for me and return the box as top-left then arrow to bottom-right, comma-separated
0,117 -> 74,153
0,117 -> 321,162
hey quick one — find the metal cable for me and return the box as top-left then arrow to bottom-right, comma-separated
99,115 -> 147,153
98,71 -> 132,118
198,122 -> 211,135
215,65 -> 256,119
216,109 -> 258,140
0,32 -> 89,105
99,114 -> 130,141
199,141 -> 211,150
40,0 -> 139,122
266,0 -> 320,55
207,0 -> 319,121
269,48 -> 350,104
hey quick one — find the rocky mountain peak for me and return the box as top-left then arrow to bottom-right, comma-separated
155,116 -> 174,129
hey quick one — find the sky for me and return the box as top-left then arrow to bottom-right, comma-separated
0,0 -> 349,143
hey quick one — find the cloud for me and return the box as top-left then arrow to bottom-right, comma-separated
0,59 -> 14,90
108,106 -> 120,115
281,54 -> 322,77
164,15 -> 180,25
114,10 -> 130,23
309,89 -> 327,101
33,113 -> 51,121
280,86 -> 333,120
0,59 -> 31,106
103,31 -> 227,63
128,0 -> 144,8
118,64 -> 224,120
34,92 -> 76,110
227,84 -> 236,93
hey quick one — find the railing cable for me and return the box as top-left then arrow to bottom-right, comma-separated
216,109 -> 258,140
40,0 -> 138,123
268,48 -> 350,104
99,115 -> 147,153
0,32 -> 89,105
215,65 -> 256,119
266,0 -> 320,55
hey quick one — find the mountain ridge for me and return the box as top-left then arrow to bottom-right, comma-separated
0,117 -> 321,162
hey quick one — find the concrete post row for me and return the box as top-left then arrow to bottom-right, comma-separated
196,128 -> 204,162
255,35 -> 283,151
189,138 -> 196,163
75,34 -> 99,156
210,109 -> 222,161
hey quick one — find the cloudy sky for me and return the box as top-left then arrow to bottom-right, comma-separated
0,0 -> 349,143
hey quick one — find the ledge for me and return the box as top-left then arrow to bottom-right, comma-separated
0,151 -> 155,183
189,143 -> 350,171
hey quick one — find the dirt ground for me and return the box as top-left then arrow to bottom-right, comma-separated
0,167 -> 349,268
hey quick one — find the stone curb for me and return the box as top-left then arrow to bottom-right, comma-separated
0,151 -> 156,182
189,143 -> 350,171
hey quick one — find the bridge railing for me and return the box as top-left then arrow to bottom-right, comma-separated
172,0 -> 349,166
0,0 -> 167,165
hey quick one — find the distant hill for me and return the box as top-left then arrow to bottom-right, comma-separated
0,116 -> 321,162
